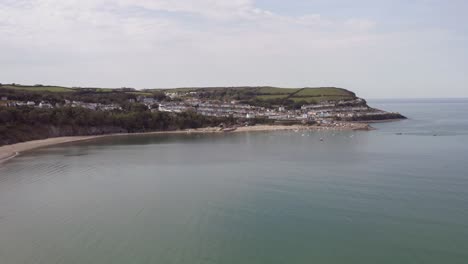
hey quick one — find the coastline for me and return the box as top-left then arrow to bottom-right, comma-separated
0,122 -> 371,164
0,136 -> 105,164
354,118 -> 407,123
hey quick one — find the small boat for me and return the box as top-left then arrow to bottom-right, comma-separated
222,127 -> 237,132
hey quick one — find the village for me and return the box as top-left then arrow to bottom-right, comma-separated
2,97 -> 122,111
0,92 -> 400,124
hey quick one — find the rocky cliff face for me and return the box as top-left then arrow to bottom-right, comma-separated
302,97 -> 406,122
342,112 -> 407,122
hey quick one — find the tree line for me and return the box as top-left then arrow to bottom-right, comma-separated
0,106 -> 228,145
0,88 -> 167,105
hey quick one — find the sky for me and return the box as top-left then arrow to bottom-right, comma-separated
0,0 -> 467,98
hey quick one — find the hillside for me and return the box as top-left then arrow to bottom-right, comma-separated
0,84 -> 76,93
0,83 -> 406,146
147,86 -> 358,108
1,84 -> 356,102
0,84 -> 359,109
155,86 -> 357,103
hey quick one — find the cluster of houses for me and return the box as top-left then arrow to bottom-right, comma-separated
64,100 -> 122,111
137,96 -> 158,108
156,97 -> 390,123
4,100 -> 54,108
1,96 -> 122,111
1,94 -> 394,123
158,100 -> 269,119
164,91 -> 197,100
299,98 -> 396,121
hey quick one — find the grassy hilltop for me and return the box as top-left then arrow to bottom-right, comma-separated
153,86 -> 358,109
153,86 -> 357,104
0,84 -> 75,93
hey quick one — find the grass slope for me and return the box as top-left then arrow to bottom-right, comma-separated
162,86 -> 356,103
1,85 -> 75,93
1,84 -> 358,104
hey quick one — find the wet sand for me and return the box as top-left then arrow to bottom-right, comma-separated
0,136 -> 104,164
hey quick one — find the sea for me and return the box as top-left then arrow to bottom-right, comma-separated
0,99 -> 467,264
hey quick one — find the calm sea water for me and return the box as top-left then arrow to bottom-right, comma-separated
0,99 -> 467,264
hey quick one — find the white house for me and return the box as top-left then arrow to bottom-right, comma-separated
39,101 -> 53,108
246,113 -> 256,119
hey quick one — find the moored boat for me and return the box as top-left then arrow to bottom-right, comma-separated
222,127 -> 237,132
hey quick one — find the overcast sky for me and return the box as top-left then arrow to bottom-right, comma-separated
1,0 -> 467,98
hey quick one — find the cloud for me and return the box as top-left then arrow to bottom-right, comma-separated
344,18 -> 376,31
0,0 -> 377,48
0,0 -> 382,90
116,0 -> 265,19
5,0 -> 464,98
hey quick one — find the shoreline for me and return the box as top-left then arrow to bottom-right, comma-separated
353,118 -> 407,123
0,136 -> 106,164
0,122 -> 371,164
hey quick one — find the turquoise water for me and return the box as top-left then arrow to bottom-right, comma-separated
0,99 -> 467,263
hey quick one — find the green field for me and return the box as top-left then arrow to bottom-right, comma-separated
92,88 -> 114,93
1,85 -> 75,93
0,85 -> 358,106
289,96 -> 354,103
152,86 -> 357,104
256,94 -> 289,100
160,87 -> 299,95
255,87 -> 355,103
294,87 -> 354,97
126,91 -> 154,96
0,85 -> 152,94
256,87 -> 300,95
159,88 -> 198,93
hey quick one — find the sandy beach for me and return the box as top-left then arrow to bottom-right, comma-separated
0,136 -> 105,164
0,122 -> 371,164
